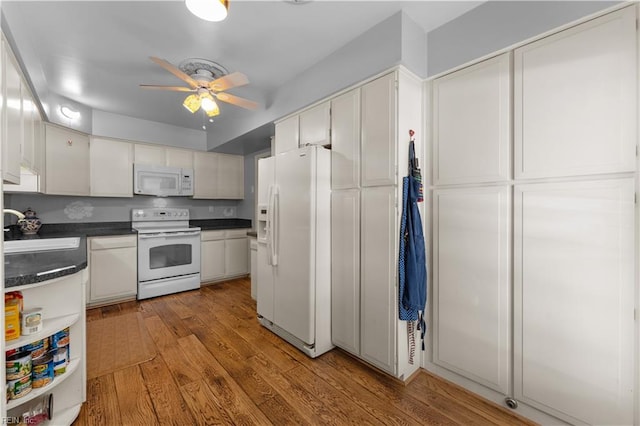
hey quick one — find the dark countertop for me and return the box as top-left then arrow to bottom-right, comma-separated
191,218 -> 252,230
4,219 -> 252,288
4,222 -> 135,240
5,237 -> 88,289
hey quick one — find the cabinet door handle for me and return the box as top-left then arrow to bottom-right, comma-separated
67,139 -> 73,146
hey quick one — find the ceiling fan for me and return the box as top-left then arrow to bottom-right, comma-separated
140,56 -> 258,117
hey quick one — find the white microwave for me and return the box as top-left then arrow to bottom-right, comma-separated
133,164 -> 194,197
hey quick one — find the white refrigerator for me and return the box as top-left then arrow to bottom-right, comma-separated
256,145 -> 333,358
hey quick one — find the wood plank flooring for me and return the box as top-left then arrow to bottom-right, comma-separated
74,278 -> 537,426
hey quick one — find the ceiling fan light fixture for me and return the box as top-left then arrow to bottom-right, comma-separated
204,102 -> 220,117
199,91 -> 216,111
183,94 -> 201,113
185,0 -> 229,22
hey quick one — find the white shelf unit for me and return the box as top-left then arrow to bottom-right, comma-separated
6,358 -> 81,410
3,271 -> 87,426
5,314 -> 79,352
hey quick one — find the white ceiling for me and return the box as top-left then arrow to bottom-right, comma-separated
2,0 -> 482,153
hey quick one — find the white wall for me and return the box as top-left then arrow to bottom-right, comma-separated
207,11 -> 406,151
426,0 -> 620,76
92,110 -> 207,150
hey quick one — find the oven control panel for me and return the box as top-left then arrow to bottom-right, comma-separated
132,208 -> 191,222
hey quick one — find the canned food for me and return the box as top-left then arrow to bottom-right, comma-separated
32,352 -> 54,389
7,375 -> 32,400
53,347 -> 68,376
51,328 -> 70,349
21,338 -> 48,360
6,351 -> 32,380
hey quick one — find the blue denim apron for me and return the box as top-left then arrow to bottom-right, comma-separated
399,140 -> 427,356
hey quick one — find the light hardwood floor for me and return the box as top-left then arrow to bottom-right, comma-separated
74,278 -> 536,426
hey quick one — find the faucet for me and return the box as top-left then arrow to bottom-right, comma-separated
3,209 -> 25,231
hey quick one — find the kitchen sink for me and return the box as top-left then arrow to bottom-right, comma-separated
4,237 -> 81,254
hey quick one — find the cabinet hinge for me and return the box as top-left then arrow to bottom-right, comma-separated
636,145 -> 638,156
635,309 -> 637,321
635,193 -> 637,204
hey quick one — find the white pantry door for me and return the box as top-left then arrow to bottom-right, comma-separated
514,7 -> 637,179
514,178 -> 635,425
433,186 -> 511,395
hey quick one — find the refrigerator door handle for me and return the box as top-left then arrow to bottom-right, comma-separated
266,184 -> 274,266
272,185 -> 279,266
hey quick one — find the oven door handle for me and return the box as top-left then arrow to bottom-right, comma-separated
139,231 -> 201,239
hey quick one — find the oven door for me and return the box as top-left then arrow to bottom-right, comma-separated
137,230 -> 201,282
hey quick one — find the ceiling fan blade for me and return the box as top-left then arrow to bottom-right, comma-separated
149,56 -> 199,89
208,72 -> 249,92
214,92 -> 259,110
139,84 -> 196,92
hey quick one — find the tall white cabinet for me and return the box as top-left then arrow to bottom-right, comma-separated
429,5 -> 638,425
329,68 -> 423,379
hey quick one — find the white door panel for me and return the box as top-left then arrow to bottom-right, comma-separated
433,186 -> 511,394
273,147 -> 314,344
360,186 -> 396,374
257,242 -> 274,322
433,53 -> 511,184
514,178 -> 635,425
514,7 -> 637,178
331,190 -> 360,355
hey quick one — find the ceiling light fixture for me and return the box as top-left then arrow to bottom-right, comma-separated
185,0 -> 229,22
183,89 -> 220,117
60,105 -> 80,120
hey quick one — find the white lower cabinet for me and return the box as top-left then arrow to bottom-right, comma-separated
87,235 -> 137,306
432,186 -> 511,395
514,178 -> 635,425
225,234 -> 248,277
201,231 -> 226,282
4,270 -> 86,424
201,229 -> 249,283
360,186 -> 397,374
331,190 -> 360,355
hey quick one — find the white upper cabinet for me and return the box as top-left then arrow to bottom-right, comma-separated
3,39 -> 22,184
21,85 -> 35,171
433,53 -> 511,185
193,151 -> 218,199
193,151 -> 244,200
44,124 -> 90,196
299,101 -> 330,147
135,144 -> 195,170
514,7 -> 637,179
274,115 -> 299,155
433,186 -> 511,395
134,143 -> 166,165
166,147 -> 194,169
361,73 -> 396,187
514,178 -> 635,425
217,153 -> 244,199
90,137 -> 133,197
331,89 -> 360,190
